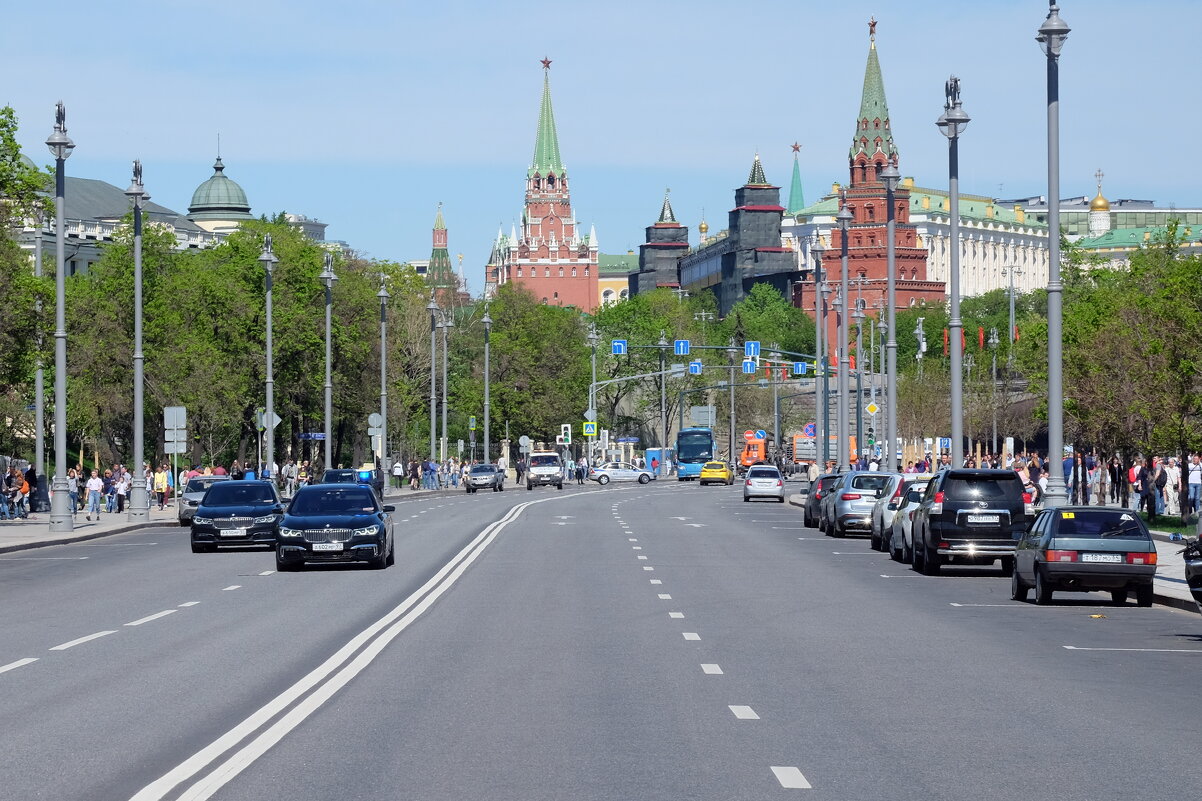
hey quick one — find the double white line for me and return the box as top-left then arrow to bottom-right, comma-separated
132,498 -> 541,801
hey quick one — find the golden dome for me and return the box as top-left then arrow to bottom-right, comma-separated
1089,191 -> 1110,212
698,220 -> 709,234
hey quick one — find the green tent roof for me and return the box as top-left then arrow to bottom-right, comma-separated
529,70 -> 565,177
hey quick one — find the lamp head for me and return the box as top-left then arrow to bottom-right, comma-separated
319,252 -> 338,287
426,293 -> 439,313
124,160 -> 146,202
880,162 -> 900,192
483,308 -> 493,331
1037,2 -> 1070,58
810,232 -> 826,253
836,203 -> 853,231
259,235 -> 277,273
45,101 -> 75,160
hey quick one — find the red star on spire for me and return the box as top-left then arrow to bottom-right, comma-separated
540,57 -> 552,70
791,142 -> 801,153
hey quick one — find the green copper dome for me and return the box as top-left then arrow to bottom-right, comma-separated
188,157 -> 253,220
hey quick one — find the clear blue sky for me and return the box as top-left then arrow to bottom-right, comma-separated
3,1 -> 1195,294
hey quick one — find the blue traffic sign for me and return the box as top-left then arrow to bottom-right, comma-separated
793,361 -> 808,375
744,341 -> 761,357
298,432 -> 326,441
673,339 -> 690,356
688,360 -> 703,375
755,429 -> 767,440
611,339 -> 627,356
803,422 -> 817,437
938,437 -> 952,449
741,359 -> 756,374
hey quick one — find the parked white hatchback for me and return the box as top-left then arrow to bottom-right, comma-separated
743,465 -> 785,503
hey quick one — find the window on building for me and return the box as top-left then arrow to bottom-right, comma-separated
553,291 -> 559,299
544,268 -> 550,277
584,268 -> 589,277
559,267 -> 564,277
571,268 -> 577,277
866,205 -> 876,221
547,175 -> 556,188
874,119 -> 880,129
517,267 -> 523,277
619,289 -> 628,299
602,289 -> 615,304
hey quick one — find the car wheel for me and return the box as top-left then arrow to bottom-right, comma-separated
921,548 -> 941,575
831,523 -> 845,538
1135,583 -> 1154,607
1110,589 -> 1128,605
276,550 -> 300,572
1010,570 -> 1029,602
369,545 -> 388,570
889,534 -> 902,562
911,539 -> 926,572
190,542 -> 210,554
1034,568 -> 1053,604
598,475 -> 610,486
527,482 -> 534,491
499,484 -> 504,492
777,496 -> 785,503
179,519 -> 189,527
999,557 -> 1014,577
870,531 -> 882,551
638,474 -> 650,484
804,513 -> 813,528
743,495 -> 749,502
386,540 -> 395,566
902,534 -> 913,565
557,483 -> 563,490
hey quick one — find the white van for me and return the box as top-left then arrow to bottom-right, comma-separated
525,452 -> 564,490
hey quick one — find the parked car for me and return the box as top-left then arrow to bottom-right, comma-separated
888,478 -> 933,563
868,474 -> 906,550
190,480 -> 284,553
1012,507 -> 1156,605
910,469 -> 1034,575
698,461 -> 735,486
804,474 -> 841,528
590,462 -> 654,485
466,463 -> 505,493
178,475 -> 229,526
818,473 -> 851,532
743,465 -> 785,503
275,484 -> 395,571
827,472 -> 894,537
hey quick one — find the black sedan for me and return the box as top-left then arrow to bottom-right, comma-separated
190,480 -> 283,553
275,484 -> 395,571
1012,506 -> 1157,605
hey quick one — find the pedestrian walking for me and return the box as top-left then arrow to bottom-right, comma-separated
153,465 -> 169,510
85,469 -> 103,520
1188,454 -> 1202,515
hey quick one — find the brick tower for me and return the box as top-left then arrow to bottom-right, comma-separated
499,59 -> 599,311
631,190 -> 690,294
427,202 -> 457,306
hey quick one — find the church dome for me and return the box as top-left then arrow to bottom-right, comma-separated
188,157 -> 253,220
698,219 -> 709,234
1089,191 -> 1110,212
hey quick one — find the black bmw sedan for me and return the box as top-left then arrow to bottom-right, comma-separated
190,480 -> 284,553
276,484 -> 395,571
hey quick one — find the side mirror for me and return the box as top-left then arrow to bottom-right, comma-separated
382,505 -> 396,513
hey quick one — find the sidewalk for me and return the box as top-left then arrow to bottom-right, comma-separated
0,504 -> 179,554
784,492 -> 1199,615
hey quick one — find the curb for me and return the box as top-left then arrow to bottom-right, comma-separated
0,520 -> 164,555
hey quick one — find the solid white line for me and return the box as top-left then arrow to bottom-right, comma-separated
125,610 -> 177,627
222,585 -> 241,591
258,570 -> 274,576
0,657 -> 38,674
770,766 -> 812,789
657,594 -> 672,599
49,630 -> 117,651
879,574 -> 920,578
669,612 -> 684,619
650,579 -> 662,584
701,663 -> 723,675
683,632 -> 701,641
131,495 -> 561,801
178,602 -> 200,608
831,552 -> 877,555
729,705 -> 759,719
1063,645 -> 1202,653
773,526 -> 804,530
0,556 -> 91,560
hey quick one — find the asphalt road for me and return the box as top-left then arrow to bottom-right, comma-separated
1,477 -> 1198,800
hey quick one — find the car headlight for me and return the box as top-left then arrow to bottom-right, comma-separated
353,525 -> 381,537
278,527 -> 302,538
185,499 -> 198,507
193,517 -> 212,525
253,514 -> 277,524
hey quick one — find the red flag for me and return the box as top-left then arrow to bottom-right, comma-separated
978,326 -> 985,350
1014,325 -> 1020,342
961,330 -> 967,351
943,328 -> 949,356
850,354 -> 857,370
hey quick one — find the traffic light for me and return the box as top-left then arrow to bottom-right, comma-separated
561,423 -> 571,445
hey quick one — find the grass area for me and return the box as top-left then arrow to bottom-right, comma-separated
1145,514 -> 1201,537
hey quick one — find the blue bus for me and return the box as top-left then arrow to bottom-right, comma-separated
675,427 -> 717,481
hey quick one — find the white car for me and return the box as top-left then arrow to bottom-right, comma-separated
590,462 -> 654,485
888,479 -> 932,563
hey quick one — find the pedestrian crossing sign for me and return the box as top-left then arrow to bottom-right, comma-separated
583,422 -> 597,437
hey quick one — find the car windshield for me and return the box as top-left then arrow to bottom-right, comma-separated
677,431 -> 714,463
186,478 -> 223,493
529,455 -> 559,467
323,471 -> 357,483
704,462 -> 725,469
943,475 -> 1021,500
819,476 -> 840,489
1057,510 -> 1148,539
290,488 -> 377,515
748,467 -> 779,478
850,474 -> 891,492
470,465 -> 495,474
203,482 -> 275,505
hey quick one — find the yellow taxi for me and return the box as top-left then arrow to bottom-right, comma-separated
699,461 -> 735,486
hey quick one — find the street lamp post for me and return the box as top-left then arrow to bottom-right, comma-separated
259,236 -> 278,480
1003,265 -> 1023,356
378,275 -> 390,471
831,287 -> 846,471
125,161 -> 149,521
427,295 -> 438,463
937,75 -> 970,468
726,338 -> 738,463
877,316 -> 887,461
988,327 -> 1000,455
483,307 -> 493,463
32,209 -> 48,513
441,311 -> 453,462
658,331 -> 669,471
46,102 -> 74,533
853,303 -> 866,462
836,200 -> 853,472
881,162 -> 901,471
587,323 -> 598,461
811,233 -> 827,469
320,253 -> 337,470
1038,1 -> 1070,507
820,281 -> 832,468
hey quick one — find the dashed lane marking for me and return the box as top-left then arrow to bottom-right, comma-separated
642,566 -> 655,571
650,579 -> 662,585
658,594 -> 672,599
222,585 -> 241,591
682,632 -> 701,641
258,570 -> 275,576
770,766 -> 812,789
637,555 -> 648,560
669,612 -> 684,619
49,630 -> 117,651
125,610 -> 177,627
701,664 -> 723,675
728,705 -> 759,720
178,602 -> 200,608
0,658 -> 38,675
632,546 -> 642,550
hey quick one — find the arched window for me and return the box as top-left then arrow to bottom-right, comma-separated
602,289 -> 615,304
544,268 -> 550,277
571,267 -> 577,277
866,205 -> 876,221
547,174 -> 556,188
517,267 -> 523,277
559,267 -> 564,277
619,289 -> 628,299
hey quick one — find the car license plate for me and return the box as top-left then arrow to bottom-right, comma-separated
220,528 -> 247,538
966,514 -> 999,524
1081,552 -> 1122,563
312,542 -> 343,552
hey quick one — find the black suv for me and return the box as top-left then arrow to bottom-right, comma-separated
910,469 -> 1032,575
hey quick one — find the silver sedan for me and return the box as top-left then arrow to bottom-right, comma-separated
743,465 -> 785,503
590,462 -> 654,485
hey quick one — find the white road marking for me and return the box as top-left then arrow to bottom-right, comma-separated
126,610 -> 178,627
178,602 -> 200,608
658,593 -> 671,599
642,566 -> 655,571
669,612 -> 684,619
72,542 -> 159,546
670,516 -> 691,520
258,570 -> 274,576
879,574 -> 920,578
682,632 -> 701,640
832,552 -> 877,555
0,657 -> 38,674
0,556 -> 90,560
129,495 -> 573,801
951,602 -> 1112,608
701,663 -> 723,675
632,546 -> 642,550
49,630 -> 117,651
770,766 -> 812,789
650,579 -> 662,584
773,526 -> 804,530
1063,645 -> 1202,653
222,585 -> 241,591
729,705 -> 759,719
637,555 -> 648,560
